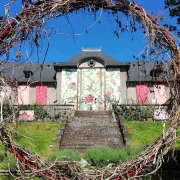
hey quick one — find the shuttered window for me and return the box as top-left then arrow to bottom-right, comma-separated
18,85 -> 30,105
36,85 -> 47,105
136,84 -> 148,104
154,85 -> 166,104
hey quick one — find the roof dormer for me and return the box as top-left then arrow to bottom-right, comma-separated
23,70 -> 33,79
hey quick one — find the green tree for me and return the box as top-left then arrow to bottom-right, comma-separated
164,0 -> 180,36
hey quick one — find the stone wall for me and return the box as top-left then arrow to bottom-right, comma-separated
16,105 -> 74,122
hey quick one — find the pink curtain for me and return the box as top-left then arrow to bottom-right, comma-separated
136,85 -> 148,104
36,85 -> 47,105
18,85 -> 29,105
154,85 -> 166,104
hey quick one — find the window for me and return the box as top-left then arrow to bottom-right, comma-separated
18,85 -> 29,105
36,85 -> 47,105
88,60 -> 96,67
136,84 -> 148,104
23,71 -> 33,78
154,85 -> 166,104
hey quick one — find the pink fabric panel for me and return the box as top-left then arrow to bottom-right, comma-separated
18,85 -> 29,105
36,85 -> 47,105
154,85 -> 166,104
136,85 -> 148,104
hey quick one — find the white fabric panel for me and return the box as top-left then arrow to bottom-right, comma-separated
18,85 -> 30,105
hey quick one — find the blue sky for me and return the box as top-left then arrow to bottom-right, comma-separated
0,0 -> 177,62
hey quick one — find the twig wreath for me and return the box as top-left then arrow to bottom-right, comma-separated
0,0 -> 180,179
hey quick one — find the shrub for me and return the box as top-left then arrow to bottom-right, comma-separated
84,146 -> 143,167
84,146 -> 125,167
114,105 -> 154,121
48,149 -> 81,161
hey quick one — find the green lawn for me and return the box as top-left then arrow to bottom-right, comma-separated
0,122 -> 59,170
0,121 -> 179,171
124,121 -> 180,148
124,121 -> 165,148
7,121 -> 180,157
6,121 -> 180,157
10,122 -> 60,156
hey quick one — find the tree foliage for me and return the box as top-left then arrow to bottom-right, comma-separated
164,0 -> 180,36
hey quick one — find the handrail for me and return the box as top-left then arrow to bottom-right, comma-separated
112,105 -> 126,145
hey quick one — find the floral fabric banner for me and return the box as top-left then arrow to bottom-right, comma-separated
18,85 -> 29,105
36,85 -> 47,105
19,110 -> 34,121
80,69 -> 104,110
136,84 -> 148,104
154,85 -> 166,104
105,68 -> 121,109
79,68 -> 120,110
61,69 -> 77,104
61,68 -> 121,110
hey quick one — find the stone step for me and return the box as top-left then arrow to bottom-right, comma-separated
61,142 -> 121,147
74,117 -> 113,120
61,141 -> 121,147
75,110 -> 112,117
60,143 -> 122,150
66,121 -> 117,125
75,110 -> 112,114
64,126 -> 118,131
67,120 -> 117,124
62,134 -> 122,141
59,110 -> 123,150
64,128 -> 120,134
64,127 -> 121,132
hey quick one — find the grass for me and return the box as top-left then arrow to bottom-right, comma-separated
0,122 -> 60,179
0,121 -> 179,171
10,122 -> 59,156
124,120 -> 180,149
124,121 -> 167,148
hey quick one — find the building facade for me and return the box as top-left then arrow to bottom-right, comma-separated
1,48 -> 169,110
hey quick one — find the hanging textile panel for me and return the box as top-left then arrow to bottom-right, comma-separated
136,84 -> 148,104
60,69 -> 77,104
61,69 -> 77,104
18,85 -> 30,105
154,85 -> 166,104
80,68 -> 104,110
105,68 -> 121,109
36,85 -> 47,105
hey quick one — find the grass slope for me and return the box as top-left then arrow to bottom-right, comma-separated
124,121 -> 166,148
12,122 -> 59,156
124,121 -> 180,148
0,121 -> 179,172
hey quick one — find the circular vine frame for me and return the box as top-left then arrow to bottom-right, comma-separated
0,0 -> 180,179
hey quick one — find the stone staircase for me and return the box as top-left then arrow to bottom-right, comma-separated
60,110 -> 123,150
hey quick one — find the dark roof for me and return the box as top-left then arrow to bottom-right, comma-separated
54,50 -> 129,68
127,61 -> 171,82
0,50 -> 171,83
1,62 -> 56,83
0,50 -> 129,83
